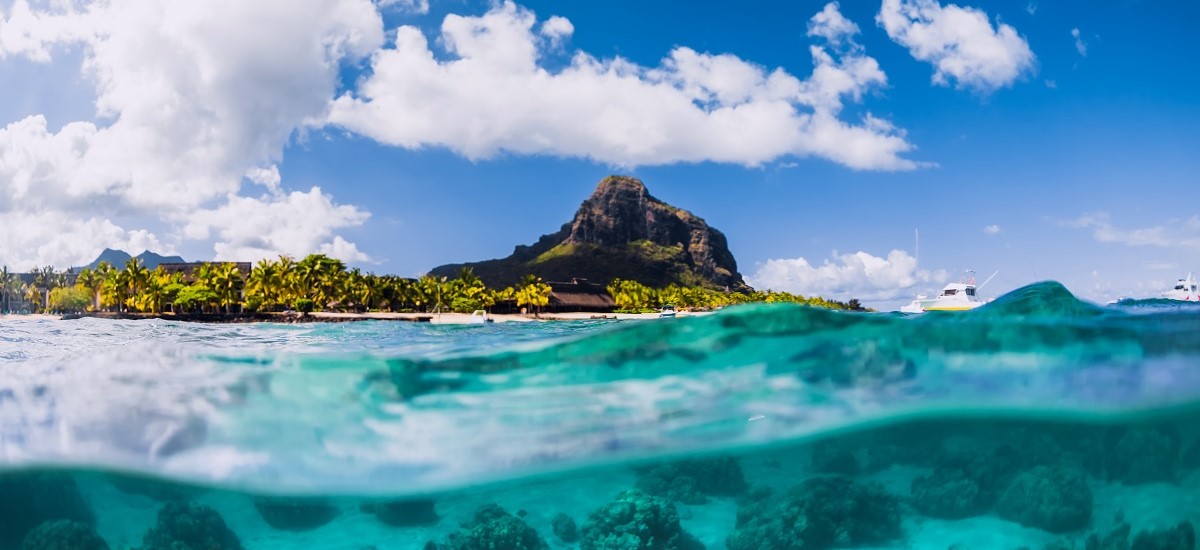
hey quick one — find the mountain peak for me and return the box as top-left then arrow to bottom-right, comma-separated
431,175 -> 747,290
83,249 -> 186,270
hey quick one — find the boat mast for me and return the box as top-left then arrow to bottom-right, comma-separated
915,228 -> 919,267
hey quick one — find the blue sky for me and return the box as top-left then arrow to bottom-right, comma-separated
1,0 -> 1198,308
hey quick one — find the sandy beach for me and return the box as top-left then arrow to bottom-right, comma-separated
0,310 -> 714,324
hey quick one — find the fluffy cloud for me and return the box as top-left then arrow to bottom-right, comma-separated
1065,213 -> 1200,249
184,188 -> 370,262
0,210 -> 168,269
1071,28 -> 1087,57
376,0 -> 429,15
984,224 -> 1001,235
329,1 -> 921,170
748,250 -> 946,302
807,1 -> 860,47
0,0 -> 384,268
877,0 -> 1035,93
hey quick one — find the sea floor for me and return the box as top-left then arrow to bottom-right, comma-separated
20,414 -> 1198,550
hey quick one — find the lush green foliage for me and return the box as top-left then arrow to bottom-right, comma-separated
2,254 -> 864,315
607,278 -> 867,312
46,285 -> 91,313
174,285 -> 219,313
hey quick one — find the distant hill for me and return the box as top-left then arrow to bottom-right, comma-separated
84,249 -> 186,270
431,175 -> 749,290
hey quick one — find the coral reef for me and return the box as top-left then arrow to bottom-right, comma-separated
580,490 -> 702,550
0,472 -> 95,549
995,466 -> 1092,534
551,513 -> 579,544
726,477 -> 902,550
909,447 -> 1018,520
252,497 -> 339,531
634,456 -> 746,505
20,520 -> 109,550
1106,426 -> 1181,485
140,502 -> 243,550
360,499 -> 440,527
426,504 -> 547,550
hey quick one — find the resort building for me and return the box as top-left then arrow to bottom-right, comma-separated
545,278 -> 617,313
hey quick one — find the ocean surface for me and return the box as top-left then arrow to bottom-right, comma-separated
2,281 -> 1199,550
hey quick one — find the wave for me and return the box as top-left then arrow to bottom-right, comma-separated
2,281 -> 1200,496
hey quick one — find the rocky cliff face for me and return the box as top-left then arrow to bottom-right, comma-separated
430,176 -> 748,290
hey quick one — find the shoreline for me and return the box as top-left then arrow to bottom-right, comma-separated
1,310 -> 713,324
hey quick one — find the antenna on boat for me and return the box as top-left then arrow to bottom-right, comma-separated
978,270 -> 1000,290
914,228 -> 919,266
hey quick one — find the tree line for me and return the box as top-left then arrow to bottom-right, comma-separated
2,255 -> 552,315
606,279 -> 866,312
1,255 -> 865,315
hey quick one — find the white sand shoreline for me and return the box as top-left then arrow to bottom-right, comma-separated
0,311 -> 715,324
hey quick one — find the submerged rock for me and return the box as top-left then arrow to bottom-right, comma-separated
996,466 -> 1092,534
0,472 -> 95,549
252,497 -> 339,531
140,502 -> 243,550
1130,521 -> 1195,550
21,520 -> 109,550
726,477 -> 902,550
551,513 -> 579,544
1106,426 -> 1181,485
910,447 -> 1019,520
910,466 -> 987,519
360,499 -> 440,527
581,490 -> 702,550
634,456 -> 747,505
427,504 -> 546,550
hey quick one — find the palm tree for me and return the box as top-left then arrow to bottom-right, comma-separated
123,258 -> 149,311
0,266 -> 12,313
516,274 -> 551,316
212,263 -> 244,314
23,283 -> 42,313
247,259 -> 281,310
75,268 -> 102,311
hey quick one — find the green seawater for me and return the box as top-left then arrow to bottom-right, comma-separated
1,282 -> 1199,549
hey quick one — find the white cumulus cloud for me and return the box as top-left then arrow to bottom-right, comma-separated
0,0 -> 384,268
748,249 -> 946,302
329,1 -> 923,170
877,0 -> 1036,93
184,188 -> 370,262
808,2 -> 860,47
984,224 -> 1001,235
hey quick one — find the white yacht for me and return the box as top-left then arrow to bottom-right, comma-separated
901,271 -> 995,313
1163,273 -> 1200,301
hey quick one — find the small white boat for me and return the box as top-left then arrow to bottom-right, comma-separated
1162,273 -> 1200,301
658,304 -> 677,318
901,271 -> 995,313
468,310 -> 494,323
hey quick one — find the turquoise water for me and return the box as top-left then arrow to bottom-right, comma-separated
1,281 -> 1198,549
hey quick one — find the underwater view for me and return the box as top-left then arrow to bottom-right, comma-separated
2,282 -> 1200,550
